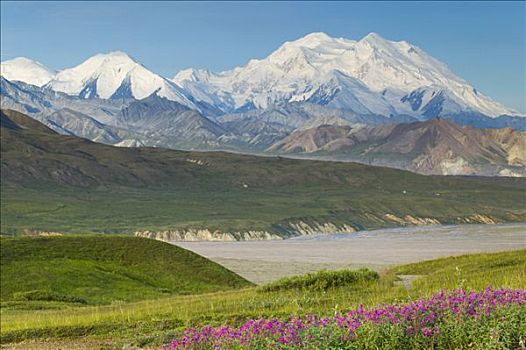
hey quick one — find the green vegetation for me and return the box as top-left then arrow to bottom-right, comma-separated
261,268 -> 379,292
2,109 -> 526,236
4,179 -> 525,237
12,290 -> 88,305
1,249 -> 524,347
0,235 -> 251,305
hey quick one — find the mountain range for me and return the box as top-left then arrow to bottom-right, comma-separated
1,32 -> 525,176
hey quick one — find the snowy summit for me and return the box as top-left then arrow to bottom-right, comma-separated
173,32 -> 517,117
46,51 -> 197,109
0,57 -> 56,87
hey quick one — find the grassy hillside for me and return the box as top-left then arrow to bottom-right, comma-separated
0,235 -> 251,305
393,248 -> 526,294
1,109 -> 525,237
1,249 -> 524,347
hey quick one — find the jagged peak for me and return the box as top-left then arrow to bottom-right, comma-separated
361,32 -> 386,41
359,32 -> 397,49
282,32 -> 335,49
1,57 -> 55,74
298,32 -> 333,42
1,56 -> 57,87
94,50 -> 136,60
419,117 -> 461,130
173,68 -> 211,83
3,56 -> 39,64
82,51 -> 141,68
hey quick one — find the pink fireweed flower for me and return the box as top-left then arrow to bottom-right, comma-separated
165,288 -> 526,349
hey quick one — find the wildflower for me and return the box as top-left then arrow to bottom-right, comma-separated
165,288 -> 526,349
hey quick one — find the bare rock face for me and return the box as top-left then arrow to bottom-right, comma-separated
134,229 -> 282,242
383,214 -> 441,226
269,125 -> 353,153
133,214 -> 500,242
281,221 -> 356,236
134,221 -> 357,242
269,118 -> 526,176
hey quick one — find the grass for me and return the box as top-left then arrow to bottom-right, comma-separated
2,109 -> 526,236
0,235 -> 252,305
393,249 -> 526,294
1,249 -> 524,346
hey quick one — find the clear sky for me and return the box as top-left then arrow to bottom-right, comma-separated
1,1 -> 524,112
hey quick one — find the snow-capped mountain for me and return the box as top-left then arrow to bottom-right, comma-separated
1,32 -> 525,177
173,32 -> 518,118
2,33 -> 521,120
46,51 -> 198,109
0,57 -> 56,87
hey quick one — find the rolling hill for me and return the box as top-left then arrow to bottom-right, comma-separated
1,109 -> 525,239
0,235 -> 251,305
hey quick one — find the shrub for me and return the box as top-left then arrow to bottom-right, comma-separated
261,268 -> 379,292
12,290 -> 88,304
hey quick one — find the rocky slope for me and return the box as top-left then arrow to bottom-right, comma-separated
269,118 -> 526,176
116,94 -> 228,148
0,77 -> 229,149
46,108 -> 123,144
0,77 -> 129,126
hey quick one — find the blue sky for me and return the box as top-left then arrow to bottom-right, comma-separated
1,1 -> 524,112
